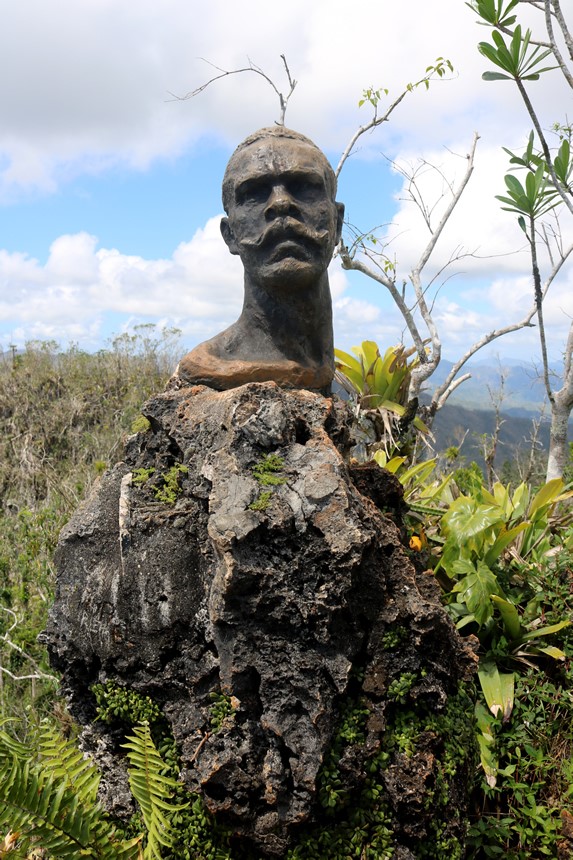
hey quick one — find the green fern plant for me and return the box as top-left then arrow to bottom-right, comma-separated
0,719 -> 141,859
123,722 -> 189,860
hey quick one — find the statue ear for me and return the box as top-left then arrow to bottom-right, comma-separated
221,217 -> 240,255
335,202 -> 345,244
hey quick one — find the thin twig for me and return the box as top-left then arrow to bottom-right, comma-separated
169,56 -> 297,126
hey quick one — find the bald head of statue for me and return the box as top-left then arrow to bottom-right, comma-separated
174,126 -> 345,392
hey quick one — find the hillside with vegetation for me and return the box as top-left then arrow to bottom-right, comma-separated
0,334 -> 572,858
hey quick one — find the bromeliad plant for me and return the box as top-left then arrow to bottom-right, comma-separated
438,477 -> 573,642
334,340 -> 429,460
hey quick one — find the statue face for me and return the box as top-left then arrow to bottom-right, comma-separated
221,136 -> 344,291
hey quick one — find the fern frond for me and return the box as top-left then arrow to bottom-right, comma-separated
0,721 -> 141,859
37,720 -> 100,803
123,722 -> 188,860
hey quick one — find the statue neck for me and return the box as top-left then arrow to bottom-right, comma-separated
237,273 -> 334,367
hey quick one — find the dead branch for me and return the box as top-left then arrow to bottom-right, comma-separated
169,55 -> 297,125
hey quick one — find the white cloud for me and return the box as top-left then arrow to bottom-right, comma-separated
0,219 -> 356,351
0,0 -> 568,195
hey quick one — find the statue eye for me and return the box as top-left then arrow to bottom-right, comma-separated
287,177 -> 324,199
236,181 -> 269,205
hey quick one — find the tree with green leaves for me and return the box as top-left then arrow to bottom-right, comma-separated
470,0 -> 573,480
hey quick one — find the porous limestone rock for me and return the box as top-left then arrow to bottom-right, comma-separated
44,381 -> 477,857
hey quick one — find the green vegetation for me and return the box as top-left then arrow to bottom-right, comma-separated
153,465 -> 189,506
335,340 -> 428,462
208,692 -> 235,734
383,451 -> 573,857
247,490 -> 272,511
0,717 -> 142,858
132,463 -> 189,505
251,453 -> 287,486
249,453 -> 287,511
290,683 -> 476,859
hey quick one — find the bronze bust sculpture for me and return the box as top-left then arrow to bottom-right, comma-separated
175,126 -> 344,391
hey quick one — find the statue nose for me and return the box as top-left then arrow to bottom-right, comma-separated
264,184 -> 297,219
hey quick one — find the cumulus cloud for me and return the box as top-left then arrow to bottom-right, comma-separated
0,220 -> 357,351
0,0 -> 567,195
0,219 -> 236,342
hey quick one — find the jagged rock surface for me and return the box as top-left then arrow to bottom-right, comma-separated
45,381 -> 477,857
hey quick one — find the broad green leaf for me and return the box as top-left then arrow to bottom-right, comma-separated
530,645 -> 567,660
482,70 -> 511,81
484,522 -> 528,567
377,399 -> 406,417
373,452 -> 406,473
452,562 -> 502,626
442,497 -> 502,542
528,478 -> 561,517
399,458 -> 437,491
510,24 -> 522,66
520,620 -> 571,641
491,30 -> 515,71
478,662 -> 515,722
334,348 -> 363,376
504,173 -> 526,196
358,340 -> 380,371
511,482 -> 530,519
474,701 -> 499,786
335,363 -> 364,393
491,595 -> 522,640
456,613 -> 478,631
478,40 -> 512,72
491,481 -> 509,512
413,415 -> 429,434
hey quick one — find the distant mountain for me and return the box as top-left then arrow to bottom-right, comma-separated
429,403 -> 560,469
426,359 -> 550,414
421,359 -> 573,473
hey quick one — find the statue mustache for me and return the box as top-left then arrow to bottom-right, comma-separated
239,219 -> 330,250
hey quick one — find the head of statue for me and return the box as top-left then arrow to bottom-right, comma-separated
220,126 -> 344,293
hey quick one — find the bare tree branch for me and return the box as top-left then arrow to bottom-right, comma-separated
550,0 -> 573,70
428,237 -> 573,417
407,133 -> 479,398
1,606 -> 60,684
169,55 -> 297,125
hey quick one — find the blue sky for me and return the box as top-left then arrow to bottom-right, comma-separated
0,0 -> 571,374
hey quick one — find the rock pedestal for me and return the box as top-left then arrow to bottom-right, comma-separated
44,381 -> 477,857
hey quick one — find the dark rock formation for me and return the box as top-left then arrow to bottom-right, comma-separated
44,381 -> 477,857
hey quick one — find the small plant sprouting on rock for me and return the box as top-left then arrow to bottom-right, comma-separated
249,453 -> 287,512
131,414 -> 151,434
93,679 -> 163,726
252,453 -> 287,486
387,672 -> 417,704
154,464 -> 188,505
248,490 -> 272,511
381,626 -> 408,651
209,692 -> 236,733
131,464 -> 188,505
132,467 -> 155,486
